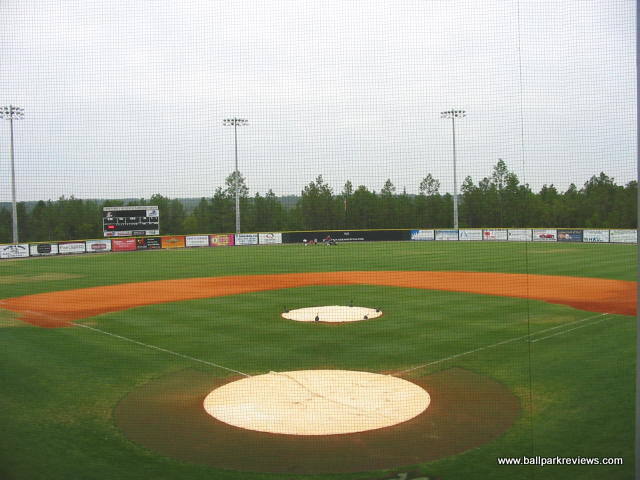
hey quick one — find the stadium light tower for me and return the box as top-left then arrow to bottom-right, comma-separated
223,117 -> 248,234
0,105 -> 24,244
440,109 -> 465,230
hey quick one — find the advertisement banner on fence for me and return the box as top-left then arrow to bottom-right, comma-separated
483,229 -> 508,241
85,240 -> 111,253
533,229 -> 557,242
410,229 -> 435,241
186,235 -> 210,247
0,243 -> 29,259
235,233 -> 259,246
136,237 -> 162,249
209,234 -> 235,247
435,230 -> 459,241
557,229 -> 583,243
58,242 -> 86,254
459,229 -> 483,241
507,229 -> 532,242
258,232 -> 283,245
610,229 -> 637,243
112,238 -> 137,252
161,236 -> 185,249
582,229 -> 609,243
29,243 -> 59,256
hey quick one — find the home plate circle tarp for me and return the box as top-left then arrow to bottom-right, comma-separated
203,370 -> 430,435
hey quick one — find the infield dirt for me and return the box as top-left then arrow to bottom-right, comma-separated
0,271 -> 635,327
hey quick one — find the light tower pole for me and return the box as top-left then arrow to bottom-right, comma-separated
1,105 -> 24,244
440,109 -> 465,230
223,117 -> 248,234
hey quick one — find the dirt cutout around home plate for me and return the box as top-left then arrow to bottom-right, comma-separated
0,271 -> 635,327
114,367 -> 520,474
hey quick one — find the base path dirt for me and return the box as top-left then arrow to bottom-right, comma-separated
0,271 -> 635,327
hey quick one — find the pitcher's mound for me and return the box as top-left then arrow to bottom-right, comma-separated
203,370 -> 430,435
282,305 -> 382,323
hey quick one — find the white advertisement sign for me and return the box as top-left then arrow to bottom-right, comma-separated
259,232 -> 283,244
482,229 -> 508,241
0,243 -> 29,259
459,229 -> 483,241
532,229 -> 557,242
85,240 -> 112,253
186,235 -> 210,247
435,230 -> 459,241
235,233 -> 259,246
508,229 -> 532,242
582,229 -> 610,243
410,230 -> 435,241
30,243 -> 60,256
609,229 -> 637,244
58,242 -> 86,254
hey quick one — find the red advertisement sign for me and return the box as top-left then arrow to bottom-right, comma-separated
111,238 -> 137,252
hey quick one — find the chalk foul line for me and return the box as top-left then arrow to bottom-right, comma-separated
395,313 -> 611,376
74,323 -> 251,377
528,315 -> 612,343
74,312 -> 615,380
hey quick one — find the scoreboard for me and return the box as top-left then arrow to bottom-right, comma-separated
103,206 -> 160,237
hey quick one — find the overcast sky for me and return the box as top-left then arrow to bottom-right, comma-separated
0,1 -> 636,201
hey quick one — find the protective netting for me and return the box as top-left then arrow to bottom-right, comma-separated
0,2 -> 635,479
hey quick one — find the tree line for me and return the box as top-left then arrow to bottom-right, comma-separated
1,160 -> 636,243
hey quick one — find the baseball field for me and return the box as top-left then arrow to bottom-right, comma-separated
0,240 -> 636,480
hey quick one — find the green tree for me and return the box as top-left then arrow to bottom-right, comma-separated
0,207 -> 12,243
191,197 -> 213,232
558,183 -> 582,227
27,200 -> 50,241
225,171 -> 249,199
581,173 -> 620,227
537,184 -> 561,226
224,171 -> 252,231
616,181 -> 638,228
182,215 -> 199,234
376,179 -> 397,228
460,176 -> 481,227
419,174 -> 440,196
489,159 -> 512,226
396,188 -> 414,228
416,174 -> 441,227
298,175 -> 339,229
340,180 -> 354,228
210,187 -> 235,233
257,189 -> 284,230
348,185 -> 377,229
149,194 -> 186,234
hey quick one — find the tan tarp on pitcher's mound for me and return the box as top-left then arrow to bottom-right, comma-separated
203,370 -> 430,435
281,306 -> 382,322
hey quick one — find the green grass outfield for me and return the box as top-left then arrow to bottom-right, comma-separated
0,241 -> 636,480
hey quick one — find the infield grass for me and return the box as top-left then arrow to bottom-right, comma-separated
0,241 -> 636,480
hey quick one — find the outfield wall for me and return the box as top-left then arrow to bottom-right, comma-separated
0,228 -> 636,259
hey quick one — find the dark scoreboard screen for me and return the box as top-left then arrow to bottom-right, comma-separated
103,206 -> 160,237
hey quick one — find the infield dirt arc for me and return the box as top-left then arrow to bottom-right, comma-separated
0,271 -> 634,328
